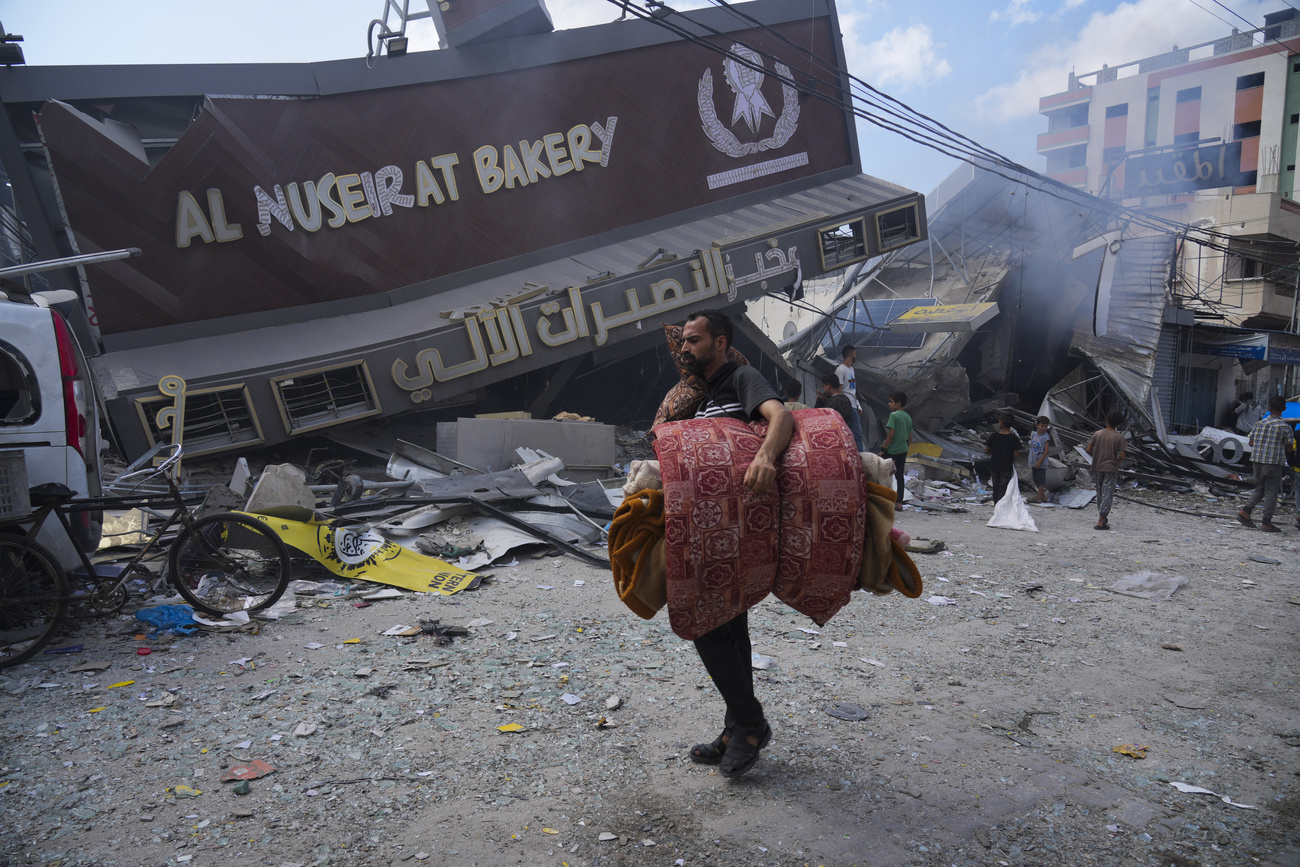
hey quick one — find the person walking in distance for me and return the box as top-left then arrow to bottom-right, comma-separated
1085,411 -> 1127,530
679,309 -> 793,777
834,345 -> 866,451
1236,395 -> 1296,533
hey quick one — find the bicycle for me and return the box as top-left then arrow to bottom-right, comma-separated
0,443 -> 292,667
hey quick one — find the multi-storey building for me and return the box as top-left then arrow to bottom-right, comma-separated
1038,9 -> 1300,429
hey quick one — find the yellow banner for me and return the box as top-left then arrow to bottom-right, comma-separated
241,512 -> 479,595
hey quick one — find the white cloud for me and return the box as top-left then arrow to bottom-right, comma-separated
990,0 -> 1042,26
847,22 -> 953,89
976,0 -> 1279,120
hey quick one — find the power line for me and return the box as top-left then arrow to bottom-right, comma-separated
607,0 -> 1290,262
1202,0 -> 1298,62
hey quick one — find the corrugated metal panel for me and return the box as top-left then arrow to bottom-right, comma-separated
1101,235 -> 1174,354
1154,324 -> 1179,429
1072,234 -> 1177,421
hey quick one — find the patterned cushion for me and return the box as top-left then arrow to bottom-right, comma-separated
651,408 -> 865,640
650,323 -> 749,429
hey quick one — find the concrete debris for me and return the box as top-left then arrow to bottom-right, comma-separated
245,463 -> 317,513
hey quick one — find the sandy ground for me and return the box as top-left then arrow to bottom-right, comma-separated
1,487 -> 1298,867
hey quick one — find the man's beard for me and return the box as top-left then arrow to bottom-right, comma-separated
682,352 -> 707,378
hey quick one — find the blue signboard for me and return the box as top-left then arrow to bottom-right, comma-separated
1192,334 -> 1267,360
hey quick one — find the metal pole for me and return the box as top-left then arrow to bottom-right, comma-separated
1288,262 -> 1300,397
0,247 -> 140,279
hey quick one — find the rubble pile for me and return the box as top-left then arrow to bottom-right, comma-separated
1,415 -> 1296,866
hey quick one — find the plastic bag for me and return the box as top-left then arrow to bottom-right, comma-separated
1109,571 -> 1188,601
135,604 -> 198,637
987,469 -> 1038,532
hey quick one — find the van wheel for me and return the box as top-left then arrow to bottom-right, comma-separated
0,538 -> 69,667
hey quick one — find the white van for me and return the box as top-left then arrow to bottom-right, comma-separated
0,294 -> 102,568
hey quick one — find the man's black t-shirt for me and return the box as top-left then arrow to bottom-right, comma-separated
695,362 -> 779,421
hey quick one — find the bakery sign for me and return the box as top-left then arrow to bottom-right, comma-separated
174,118 -> 618,247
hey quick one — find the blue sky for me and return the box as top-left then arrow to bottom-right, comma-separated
0,0 -> 1289,194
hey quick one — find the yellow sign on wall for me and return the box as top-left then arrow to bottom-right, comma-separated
888,302 -> 999,333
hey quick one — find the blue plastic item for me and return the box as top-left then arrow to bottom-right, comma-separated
135,604 -> 198,638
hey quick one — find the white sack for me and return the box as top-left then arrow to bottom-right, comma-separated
987,469 -> 1038,532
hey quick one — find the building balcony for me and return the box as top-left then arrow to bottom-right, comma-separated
1037,125 -> 1090,152
1044,167 -> 1087,187
1039,87 -> 1091,113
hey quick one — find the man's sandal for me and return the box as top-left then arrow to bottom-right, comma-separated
719,721 -> 772,778
690,727 -> 733,765
690,713 -> 735,765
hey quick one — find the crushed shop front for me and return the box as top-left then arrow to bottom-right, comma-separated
0,0 -> 926,460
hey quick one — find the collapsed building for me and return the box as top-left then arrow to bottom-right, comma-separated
766,161 -> 1177,439
0,0 -> 926,461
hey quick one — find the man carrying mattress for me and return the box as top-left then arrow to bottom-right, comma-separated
678,309 -> 793,777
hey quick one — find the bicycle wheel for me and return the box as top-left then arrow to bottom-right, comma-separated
0,537 -> 69,668
169,513 -> 291,615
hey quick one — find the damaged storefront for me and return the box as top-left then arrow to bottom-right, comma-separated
764,157 -> 1298,496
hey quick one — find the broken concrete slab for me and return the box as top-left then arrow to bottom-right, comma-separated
245,464 -> 316,512
230,457 -> 251,497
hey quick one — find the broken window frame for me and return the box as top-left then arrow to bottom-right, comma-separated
817,217 -> 869,271
875,203 -> 922,254
269,360 -> 383,435
134,383 -> 264,458
0,339 -> 40,425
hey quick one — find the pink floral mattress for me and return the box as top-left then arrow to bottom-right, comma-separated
652,409 -> 866,640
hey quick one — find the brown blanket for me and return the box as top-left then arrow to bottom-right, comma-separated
608,488 -> 667,619
859,481 -> 923,597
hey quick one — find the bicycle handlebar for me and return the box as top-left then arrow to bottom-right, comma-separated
106,443 -> 184,493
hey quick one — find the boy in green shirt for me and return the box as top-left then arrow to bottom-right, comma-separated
880,391 -> 913,504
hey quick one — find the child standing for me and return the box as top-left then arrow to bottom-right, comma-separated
880,391 -> 913,504
1085,410 -> 1127,530
782,380 -> 809,411
1029,416 -> 1052,503
984,413 -> 1022,503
